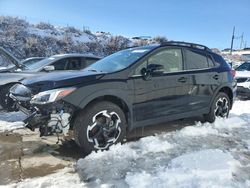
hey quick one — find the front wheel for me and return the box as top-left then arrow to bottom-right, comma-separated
73,101 -> 127,154
204,92 -> 231,123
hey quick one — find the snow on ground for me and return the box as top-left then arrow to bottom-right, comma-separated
0,120 -> 24,132
1,168 -> 85,188
125,149 -> 236,188
1,100 -> 250,187
0,111 -> 26,122
0,111 -> 25,132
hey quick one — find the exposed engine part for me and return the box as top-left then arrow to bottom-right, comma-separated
39,111 -> 71,137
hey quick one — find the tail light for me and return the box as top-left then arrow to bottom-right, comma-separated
230,69 -> 236,78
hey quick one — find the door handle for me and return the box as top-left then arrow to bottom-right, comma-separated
213,75 -> 219,80
178,77 -> 187,83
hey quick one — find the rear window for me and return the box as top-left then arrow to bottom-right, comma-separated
185,49 -> 209,70
207,55 -> 215,67
211,54 -> 225,67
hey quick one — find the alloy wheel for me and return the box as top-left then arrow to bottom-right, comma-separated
214,97 -> 229,118
86,110 -> 122,149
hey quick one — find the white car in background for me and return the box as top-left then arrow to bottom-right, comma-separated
235,62 -> 250,98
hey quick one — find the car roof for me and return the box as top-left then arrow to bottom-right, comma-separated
160,41 -> 212,52
129,41 -> 212,53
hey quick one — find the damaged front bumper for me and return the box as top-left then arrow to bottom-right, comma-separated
9,83 -> 74,137
22,108 -> 71,137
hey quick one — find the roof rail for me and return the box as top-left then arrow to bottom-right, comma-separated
160,41 -> 212,52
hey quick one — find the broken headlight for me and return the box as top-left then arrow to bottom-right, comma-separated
30,87 -> 76,104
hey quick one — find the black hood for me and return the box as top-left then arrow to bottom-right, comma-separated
21,70 -> 105,93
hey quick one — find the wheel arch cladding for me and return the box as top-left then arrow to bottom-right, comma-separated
87,95 -> 130,122
209,86 -> 233,111
71,94 -> 132,130
218,87 -> 233,108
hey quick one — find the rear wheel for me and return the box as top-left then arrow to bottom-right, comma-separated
73,101 -> 126,154
204,92 -> 230,123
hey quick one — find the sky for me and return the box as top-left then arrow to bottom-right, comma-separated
0,0 -> 249,49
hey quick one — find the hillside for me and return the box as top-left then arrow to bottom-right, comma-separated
0,16 -> 167,60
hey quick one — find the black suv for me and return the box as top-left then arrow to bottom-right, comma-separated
9,41 -> 237,154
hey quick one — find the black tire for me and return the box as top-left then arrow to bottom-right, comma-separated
204,92 -> 231,123
73,101 -> 127,154
0,85 -> 13,110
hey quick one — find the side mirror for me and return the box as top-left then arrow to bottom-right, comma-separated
141,67 -> 151,80
148,64 -> 164,75
43,65 -> 55,72
141,64 -> 164,80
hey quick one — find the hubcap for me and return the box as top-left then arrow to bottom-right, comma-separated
214,97 -> 229,118
87,110 -> 121,150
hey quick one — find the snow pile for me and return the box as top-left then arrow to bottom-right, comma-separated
126,149 -> 236,188
0,111 -> 26,122
179,122 -> 220,136
0,120 -> 24,132
2,168 -> 84,188
213,116 -> 247,130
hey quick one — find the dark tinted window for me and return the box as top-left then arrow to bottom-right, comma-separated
66,58 -> 81,70
185,49 -> 208,70
236,62 -> 250,71
212,54 -> 224,66
81,58 -> 99,69
207,55 -> 215,67
52,59 -> 67,70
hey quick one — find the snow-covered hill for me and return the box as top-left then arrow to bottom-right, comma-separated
0,16 -> 167,61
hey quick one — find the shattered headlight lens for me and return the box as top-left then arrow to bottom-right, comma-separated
30,87 -> 76,104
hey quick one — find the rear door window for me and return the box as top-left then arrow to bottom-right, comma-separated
207,55 -> 215,67
185,49 -> 209,70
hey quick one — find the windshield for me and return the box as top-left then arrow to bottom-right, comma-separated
85,46 -> 155,73
25,57 -> 55,70
236,62 -> 250,71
